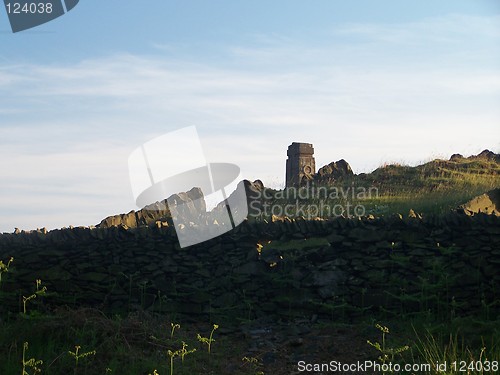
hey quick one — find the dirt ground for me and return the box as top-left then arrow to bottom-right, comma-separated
211,319 -> 392,375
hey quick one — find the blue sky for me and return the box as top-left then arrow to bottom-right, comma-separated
1,0 -> 499,232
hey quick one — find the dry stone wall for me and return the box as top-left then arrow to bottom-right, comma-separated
0,212 -> 499,321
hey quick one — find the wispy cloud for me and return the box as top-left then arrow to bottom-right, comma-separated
336,14 -> 500,42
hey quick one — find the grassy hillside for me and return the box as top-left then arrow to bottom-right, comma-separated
357,154 -> 500,215
254,151 -> 500,219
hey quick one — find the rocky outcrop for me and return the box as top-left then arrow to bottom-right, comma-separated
242,179 -> 265,216
314,159 -> 354,184
470,149 -> 500,163
460,188 -> 500,216
166,187 -> 207,221
98,187 -> 205,228
450,149 -> 500,163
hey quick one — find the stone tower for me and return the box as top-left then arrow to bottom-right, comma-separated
285,142 -> 315,188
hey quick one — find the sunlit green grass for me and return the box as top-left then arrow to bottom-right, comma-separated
257,157 -> 500,218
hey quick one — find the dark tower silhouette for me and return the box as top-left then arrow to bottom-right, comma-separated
285,142 -> 315,188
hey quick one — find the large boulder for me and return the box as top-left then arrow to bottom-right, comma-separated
449,153 -> 464,162
167,187 -> 207,221
460,188 -> 500,216
314,159 -> 354,183
210,179 -> 264,221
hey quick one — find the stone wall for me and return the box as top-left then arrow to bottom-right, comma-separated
0,212 -> 499,321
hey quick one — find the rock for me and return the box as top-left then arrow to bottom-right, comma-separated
99,187 -> 206,229
474,149 -> 500,162
99,210 -> 138,228
167,187 -> 206,220
314,159 -> 354,183
238,179 -> 265,218
460,189 -> 500,216
450,153 -> 464,162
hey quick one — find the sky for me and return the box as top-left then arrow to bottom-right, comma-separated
0,0 -> 499,232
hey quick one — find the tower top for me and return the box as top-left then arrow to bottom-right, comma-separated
287,142 -> 314,157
